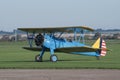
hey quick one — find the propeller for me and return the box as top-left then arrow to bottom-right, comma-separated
35,34 -> 44,47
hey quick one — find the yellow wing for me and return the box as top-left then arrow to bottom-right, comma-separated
23,46 -> 99,52
55,46 -> 99,53
18,26 -> 94,33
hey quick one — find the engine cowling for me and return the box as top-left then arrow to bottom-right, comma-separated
34,34 -> 44,46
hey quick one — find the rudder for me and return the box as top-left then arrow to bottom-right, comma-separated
100,39 -> 107,56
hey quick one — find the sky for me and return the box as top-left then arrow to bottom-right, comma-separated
0,0 -> 120,31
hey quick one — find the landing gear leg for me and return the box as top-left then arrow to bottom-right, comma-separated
35,47 -> 45,62
50,49 -> 58,62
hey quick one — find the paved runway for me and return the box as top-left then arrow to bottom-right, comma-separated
0,69 -> 120,80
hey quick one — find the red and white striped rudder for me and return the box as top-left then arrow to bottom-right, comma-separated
100,39 -> 107,56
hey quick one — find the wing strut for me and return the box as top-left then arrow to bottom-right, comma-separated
81,29 -> 85,44
73,28 -> 85,43
74,28 -> 77,41
27,32 -> 35,48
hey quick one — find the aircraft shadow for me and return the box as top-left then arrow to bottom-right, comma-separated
58,59 -> 94,62
0,59 -> 94,63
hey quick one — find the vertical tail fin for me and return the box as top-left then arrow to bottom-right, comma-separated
92,37 -> 107,56
92,38 -> 101,49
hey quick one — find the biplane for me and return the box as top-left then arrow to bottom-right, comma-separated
18,26 -> 108,62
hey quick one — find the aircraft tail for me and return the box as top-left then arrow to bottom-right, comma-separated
92,37 -> 107,56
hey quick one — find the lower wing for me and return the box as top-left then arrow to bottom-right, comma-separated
23,46 -> 99,52
55,46 -> 100,53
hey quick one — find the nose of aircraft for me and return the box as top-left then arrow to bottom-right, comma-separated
34,34 -> 44,47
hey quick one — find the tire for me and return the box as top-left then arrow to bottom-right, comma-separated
96,56 -> 100,60
35,54 -> 42,62
50,54 -> 58,62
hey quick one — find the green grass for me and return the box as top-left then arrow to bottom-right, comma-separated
0,40 -> 120,69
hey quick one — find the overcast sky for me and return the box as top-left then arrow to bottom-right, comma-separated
0,0 -> 120,31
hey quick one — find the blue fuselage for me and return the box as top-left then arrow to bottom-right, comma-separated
43,35 -> 100,57
43,35 -> 84,49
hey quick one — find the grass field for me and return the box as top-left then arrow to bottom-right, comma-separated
0,40 -> 120,69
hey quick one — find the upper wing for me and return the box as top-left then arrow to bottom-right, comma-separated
55,46 -> 100,53
18,26 -> 94,33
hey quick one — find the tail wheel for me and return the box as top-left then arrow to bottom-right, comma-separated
35,34 -> 44,47
96,56 -> 100,60
35,54 -> 42,62
50,54 -> 58,62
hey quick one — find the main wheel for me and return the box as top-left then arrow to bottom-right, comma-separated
50,55 -> 58,62
35,54 -> 42,62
